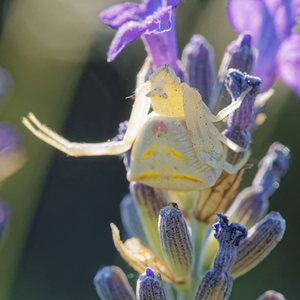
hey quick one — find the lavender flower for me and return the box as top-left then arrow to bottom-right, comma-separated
136,268 -> 167,300
100,0 -> 180,70
158,203 -> 194,282
180,34 -> 216,104
0,200 -> 10,241
226,142 -> 290,228
0,122 -> 25,183
257,290 -> 286,300
193,214 -> 247,300
210,32 -> 254,111
93,266 -> 135,300
227,0 -> 300,96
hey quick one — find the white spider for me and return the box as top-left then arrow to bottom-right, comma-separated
23,61 -> 252,191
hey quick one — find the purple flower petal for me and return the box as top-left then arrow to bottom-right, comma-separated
107,21 -> 147,62
227,0 -> 300,92
145,6 -> 172,32
0,122 -> 22,152
100,0 -> 180,65
277,32 -> 300,96
227,0 -> 300,44
0,199 -> 11,239
99,3 -> 144,29
0,200 -> 10,239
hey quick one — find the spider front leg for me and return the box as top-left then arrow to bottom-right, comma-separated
205,85 -> 253,123
22,80 -> 151,157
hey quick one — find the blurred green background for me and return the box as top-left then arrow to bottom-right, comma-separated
0,0 -> 299,299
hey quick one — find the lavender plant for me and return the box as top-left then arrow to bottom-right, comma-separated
14,0 -> 298,299
91,0 -> 299,299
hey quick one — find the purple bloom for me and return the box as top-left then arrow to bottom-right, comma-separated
227,0 -> 300,96
223,69 -> 262,163
0,122 -> 25,182
0,200 -> 10,239
194,214 -> 247,300
93,266 -> 135,300
100,0 -> 180,70
181,34 -> 216,104
136,268 -> 166,300
0,122 -> 22,153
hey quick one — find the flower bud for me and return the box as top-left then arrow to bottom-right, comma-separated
231,212 -> 286,278
93,266 -> 135,300
130,182 -> 168,258
136,268 -> 167,300
256,290 -> 286,300
223,69 -> 262,165
158,203 -> 193,281
210,32 -> 253,112
181,34 -> 215,106
0,200 -> 10,241
120,193 -> 149,248
226,143 -> 290,228
193,167 -> 246,223
194,214 -> 247,300
0,122 -> 25,183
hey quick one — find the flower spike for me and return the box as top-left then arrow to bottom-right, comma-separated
93,266 -> 135,300
194,214 -> 247,300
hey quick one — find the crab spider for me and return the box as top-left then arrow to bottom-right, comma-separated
23,63 -> 252,191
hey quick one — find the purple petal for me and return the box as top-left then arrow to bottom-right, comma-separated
144,0 -> 163,14
0,122 -> 22,152
227,0 -> 300,91
99,3 -> 144,29
145,6 -> 172,33
165,0 -> 181,6
144,0 -> 180,14
0,200 -> 10,239
276,32 -> 300,97
227,0 -> 264,45
227,0 -> 300,44
142,7 -> 178,69
107,21 -> 147,62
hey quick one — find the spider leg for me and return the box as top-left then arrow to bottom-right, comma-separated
207,121 -> 246,153
22,80 -> 151,157
223,150 -> 251,174
207,86 -> 253,122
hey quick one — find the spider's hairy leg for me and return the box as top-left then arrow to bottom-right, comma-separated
22,80 -> 151,157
